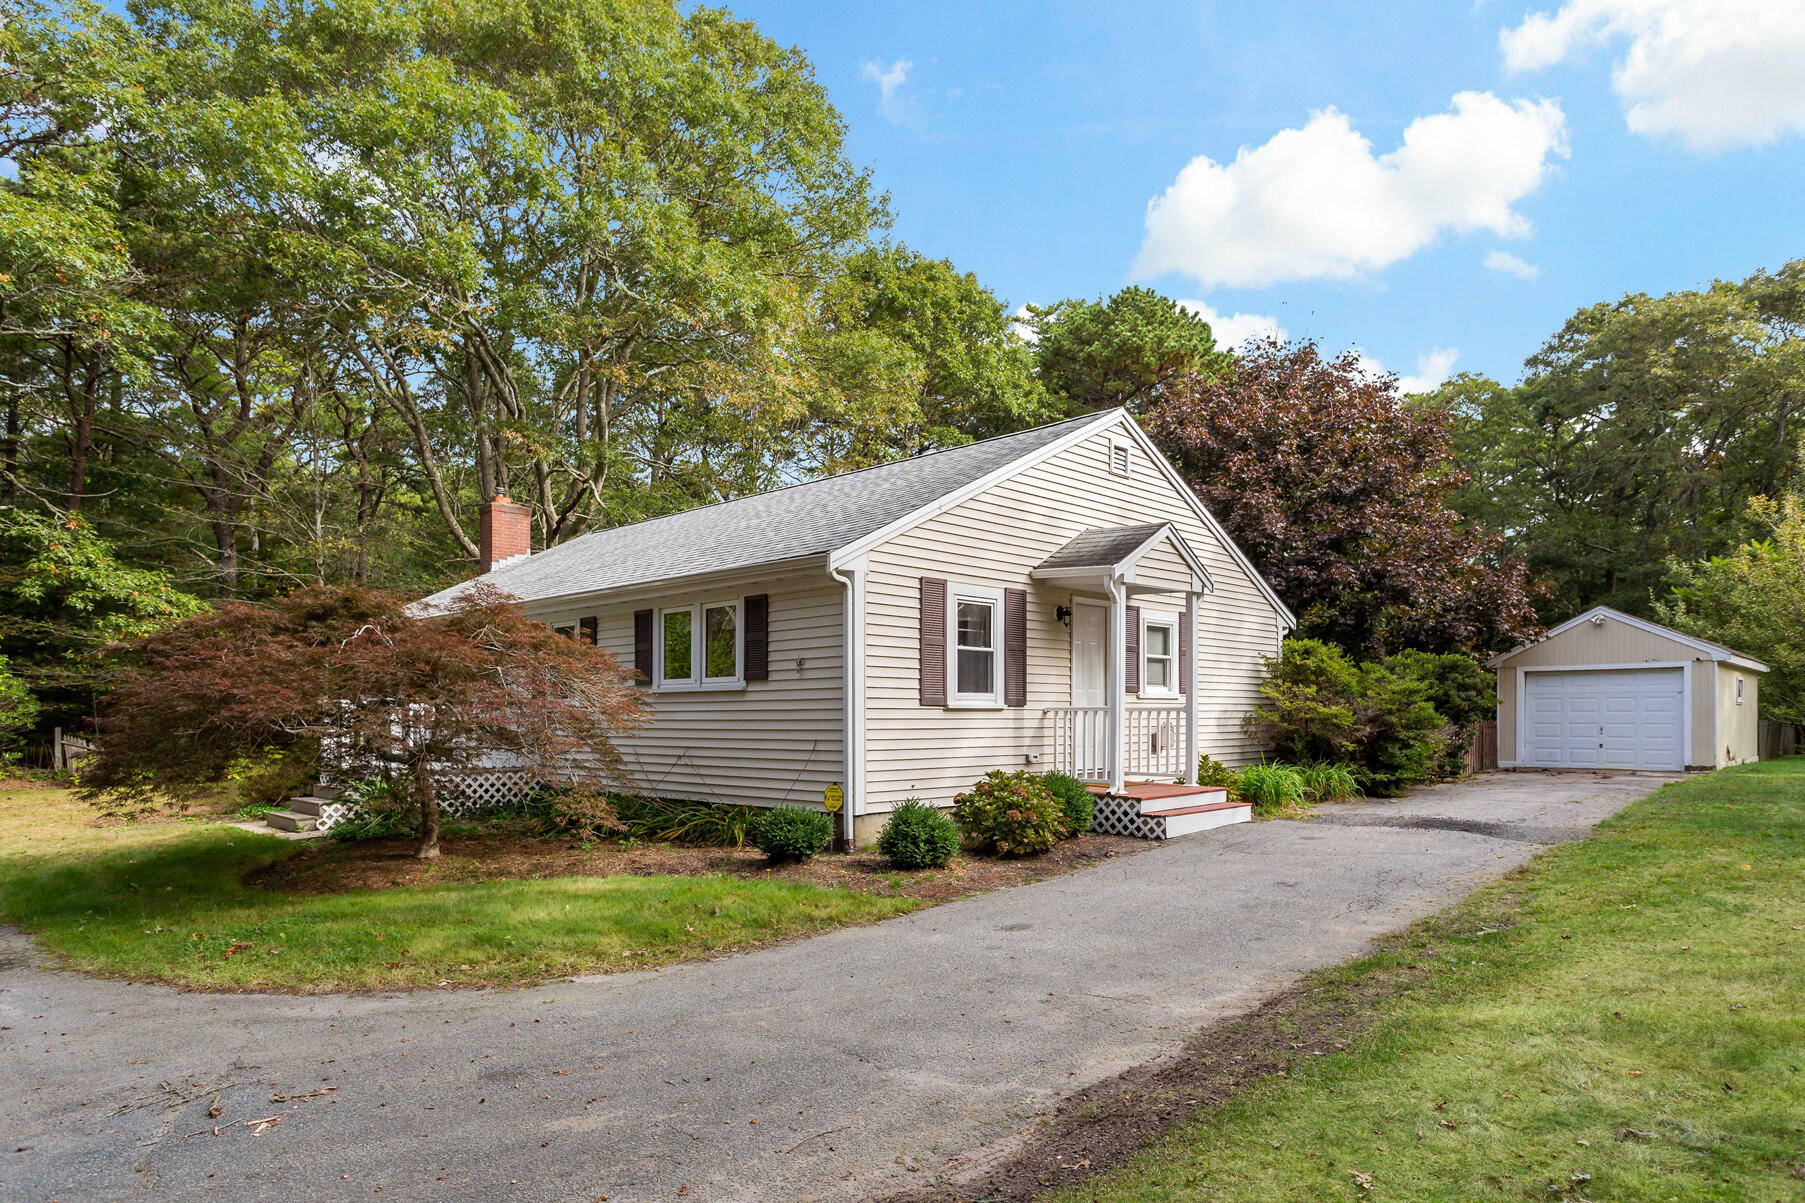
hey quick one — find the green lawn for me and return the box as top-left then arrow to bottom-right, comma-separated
1048,759 -> 1805,1203
0,785 -> 916,992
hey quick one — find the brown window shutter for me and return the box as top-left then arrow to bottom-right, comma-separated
1004,588 -> 1027,707
1124,604 -> 1141,694
1179,613 -> 1190,695
744,594 -> 769,681
579,616 -> 598,646
919,577 -> 947,706
633,609 -> 653,686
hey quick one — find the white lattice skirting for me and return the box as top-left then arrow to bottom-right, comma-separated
312,770 -> 533,831
1088,793 -> 1168,840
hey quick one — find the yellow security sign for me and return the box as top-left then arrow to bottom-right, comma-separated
822,783 -> 844,813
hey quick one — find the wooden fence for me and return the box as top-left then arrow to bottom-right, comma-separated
1464,720 -> 1499,774
1759,720 -> 1804,760
51,727 -> 94,772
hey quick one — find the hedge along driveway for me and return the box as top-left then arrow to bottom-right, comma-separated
0,787 -> 915,992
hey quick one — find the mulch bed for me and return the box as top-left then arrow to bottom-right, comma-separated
247,825 -> 1157,902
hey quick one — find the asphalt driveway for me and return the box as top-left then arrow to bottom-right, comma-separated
0,771 -> 1671,1202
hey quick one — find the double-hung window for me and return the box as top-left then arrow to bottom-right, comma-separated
948,583 -> 1005,707
1141,610 -> 1179,697
656,599 -> 743,689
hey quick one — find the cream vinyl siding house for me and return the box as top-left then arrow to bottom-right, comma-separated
1488,606 -> 1767,771
418,409 -> 1296,845
858,423 -> 1288,816
530,567 -> 845,808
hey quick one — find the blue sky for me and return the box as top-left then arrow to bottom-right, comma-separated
733,0 -> 1805,389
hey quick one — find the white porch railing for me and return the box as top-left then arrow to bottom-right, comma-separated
1046,706 -> 1111,781
1125,705 -> 1187,780
1044,705 -> 1188,784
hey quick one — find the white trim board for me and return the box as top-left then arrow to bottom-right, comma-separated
831,408 -> 1294,630
1489,605 -> 1768,673
1509,661 -> 1693,772
1030,521 -> 1216,595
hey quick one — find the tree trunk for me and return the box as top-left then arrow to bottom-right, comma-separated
414,771 -> 441,860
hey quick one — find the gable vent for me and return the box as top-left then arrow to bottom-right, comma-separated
1108,442 -> 1131,478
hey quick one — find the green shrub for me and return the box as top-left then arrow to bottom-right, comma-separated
751,805 -> 834,862
0,655 -> 39,763
223,744 -> 318,809
1039,771 -> 1095,837
1384,649 -> 1496,778
876,799 -> 962,869
327,807 -> 411,842
1298,761 -> 1360,803
1234,763 -> 1309,815
952,769 -> 1067,857
1195,754 -> 1244,804
1250,638 -> 1444,797
326,777 -> 411,841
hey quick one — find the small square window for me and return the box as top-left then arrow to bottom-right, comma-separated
653,599 -> 744,689
1141,613 -> 1179,696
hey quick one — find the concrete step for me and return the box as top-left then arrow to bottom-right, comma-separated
264,809 -> 320,833
309,781 -> 338,800
1147,801 -> 1252,838
289,797 -> 324,818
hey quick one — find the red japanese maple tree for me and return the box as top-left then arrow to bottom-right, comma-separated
80,584 -> 645,857
1147,339 -> 1542,657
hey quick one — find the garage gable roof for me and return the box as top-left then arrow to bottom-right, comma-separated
1487,606 -> 1768,672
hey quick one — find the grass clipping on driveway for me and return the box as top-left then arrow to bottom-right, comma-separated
0,787 -> 915,992
1020,760 -> 1805,1203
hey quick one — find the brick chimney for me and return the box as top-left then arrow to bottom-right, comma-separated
479,495 -> 532,574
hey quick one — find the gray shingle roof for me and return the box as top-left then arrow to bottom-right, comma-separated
419,410 -> 1116,608
1035,523 -> 1168,571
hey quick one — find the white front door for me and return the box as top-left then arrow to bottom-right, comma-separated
1522,668 -> 1685,771
1071,601 -> 1109,778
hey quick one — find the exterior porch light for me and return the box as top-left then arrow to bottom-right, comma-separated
1055,604 -> 1073,628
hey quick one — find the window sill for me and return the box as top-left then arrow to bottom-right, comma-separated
946,699 -> 1004,710
654,680 -> 747,694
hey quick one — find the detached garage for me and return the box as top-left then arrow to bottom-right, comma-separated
1489,606 -> 1767,772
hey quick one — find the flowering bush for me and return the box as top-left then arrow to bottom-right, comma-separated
952,770 -> 1067,857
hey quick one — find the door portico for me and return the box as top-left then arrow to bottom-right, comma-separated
1035,523 -> 1212,792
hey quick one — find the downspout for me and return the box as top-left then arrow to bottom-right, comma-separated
828,560 -> 866,851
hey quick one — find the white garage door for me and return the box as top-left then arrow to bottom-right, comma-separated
1522,668 -> 1684,771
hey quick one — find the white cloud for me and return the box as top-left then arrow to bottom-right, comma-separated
1010,304 -> 1037,345
860,58 -> 918,126
1483,249 -> 1542,279
1501,0 -> 1805,151
1132,92 -> 1568,289
1361,347 -> 1461,395
1175,299 -> 1288,350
